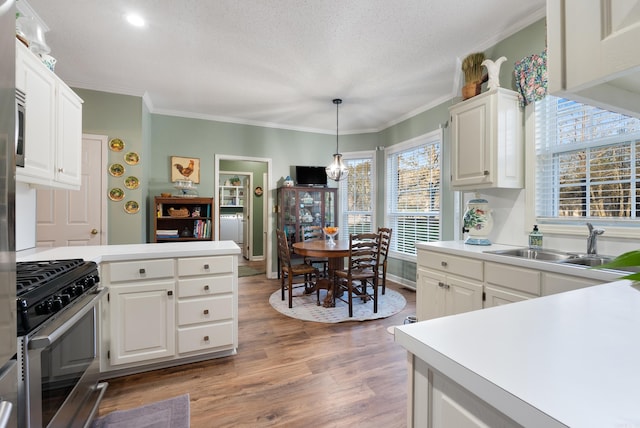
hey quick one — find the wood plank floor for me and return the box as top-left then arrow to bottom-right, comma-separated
95,261 -> 416,427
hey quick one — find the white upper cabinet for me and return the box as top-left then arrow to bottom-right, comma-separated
15,40 -> 83,190
449,88 -> 523,190
548,0 -> 640,118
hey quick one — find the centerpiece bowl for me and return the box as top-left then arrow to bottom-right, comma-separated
323,226 -> 339,246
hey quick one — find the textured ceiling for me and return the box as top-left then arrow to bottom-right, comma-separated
23,0 -> 545,134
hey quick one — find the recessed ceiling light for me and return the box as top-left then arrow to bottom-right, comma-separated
125,13 -> 145,27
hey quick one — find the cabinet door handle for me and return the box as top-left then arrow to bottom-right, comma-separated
204,309 -> 209,315
204,264 -> 210,270
167,290 -> 173,296
484,170 -> 490,176
139,268 -> 146,274
438,281 -> 445,288
441,261 -> 448,267
204,285 -> 210,291
204,335 -> 209,341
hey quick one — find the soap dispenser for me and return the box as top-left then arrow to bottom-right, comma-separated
529,225 -> 543,250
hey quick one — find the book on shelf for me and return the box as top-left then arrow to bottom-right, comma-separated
156,229 -> 179,238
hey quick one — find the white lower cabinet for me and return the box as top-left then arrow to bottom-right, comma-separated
109,280 -> 176,366
483,262 -> 540,308
417,247 -> 607,319
176,255 -> 236,355
100,254 -> 238,374
410,356 -> 521,428
542,272 -> 602,296
417,250 -> 483,321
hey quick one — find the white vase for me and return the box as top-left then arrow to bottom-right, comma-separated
463,198 -> 493,245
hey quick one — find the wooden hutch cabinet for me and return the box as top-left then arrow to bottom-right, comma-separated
154,197 -> 214,242
277,186 -> 337,248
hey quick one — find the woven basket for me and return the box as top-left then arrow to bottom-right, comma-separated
168,207 -> 190,217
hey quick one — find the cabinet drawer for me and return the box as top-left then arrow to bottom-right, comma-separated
485,262 -> 541,296
419,251 -> 483,281
178,256 -> 234,276
178,295 -> 233,326
178,275 -> 233,298
542,272 -> 601,296
107,259 -> 175,283
178,322 -> 234,354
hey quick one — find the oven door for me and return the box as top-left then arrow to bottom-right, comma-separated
20,287 -> 108,428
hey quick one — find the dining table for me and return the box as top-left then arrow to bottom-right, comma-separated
292,239 -> 350,307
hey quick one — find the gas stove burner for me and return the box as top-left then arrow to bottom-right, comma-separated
17,259 -> 85,293
16,259 -> 100,336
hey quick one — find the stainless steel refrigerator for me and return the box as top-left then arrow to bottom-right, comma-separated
0,1 -> 18,427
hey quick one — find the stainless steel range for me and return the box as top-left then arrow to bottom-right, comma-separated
16,259 -> 108,428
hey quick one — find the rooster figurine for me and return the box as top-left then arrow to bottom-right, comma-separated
174,159 -> 195,179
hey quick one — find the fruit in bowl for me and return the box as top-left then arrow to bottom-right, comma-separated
323,226 -> 338,235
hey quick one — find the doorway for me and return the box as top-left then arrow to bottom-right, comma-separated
215,155 -> 272,278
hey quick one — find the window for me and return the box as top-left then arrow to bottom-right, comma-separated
338,152 -> 375,239
385,130 -> 441,258
535,96 -> 640,223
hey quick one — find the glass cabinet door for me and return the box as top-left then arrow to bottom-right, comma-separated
282,188 -> 297,244
324,191 -> 334,227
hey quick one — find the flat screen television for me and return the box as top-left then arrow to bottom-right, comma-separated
295,166 -> 327,187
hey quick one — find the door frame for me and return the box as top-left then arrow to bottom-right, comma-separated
219,170 -> 252,259
214,154 -> 272,276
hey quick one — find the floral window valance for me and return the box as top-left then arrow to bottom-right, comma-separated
514,48 -> 547,107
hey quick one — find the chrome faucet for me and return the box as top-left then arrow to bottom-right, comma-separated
586,223 -> 604,255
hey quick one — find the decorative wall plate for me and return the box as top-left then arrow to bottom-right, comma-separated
109,138 -> 124,152
108,188 -> 125,201
124,200 -> 139,214
124,176 -> 139,189
124,151 -> 140,165
109,163 -> 125,177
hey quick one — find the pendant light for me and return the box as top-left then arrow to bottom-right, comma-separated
325,98 -> 349,182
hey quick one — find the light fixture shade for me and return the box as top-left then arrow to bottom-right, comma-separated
326,98 -> 348,182
326,153 -> 349,181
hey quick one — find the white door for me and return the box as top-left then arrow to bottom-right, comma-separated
36,134 -> 106,246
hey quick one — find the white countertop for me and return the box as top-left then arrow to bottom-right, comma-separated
395,280 -> 640,427
416,240 -> 623,282
17,241 -> 241,264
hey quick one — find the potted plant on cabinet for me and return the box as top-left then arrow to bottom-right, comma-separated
461,52 -> 487,100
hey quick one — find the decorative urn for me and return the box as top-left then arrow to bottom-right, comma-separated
462,197 -> 493,245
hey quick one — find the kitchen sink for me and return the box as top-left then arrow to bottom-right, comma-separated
558,256 -> 614,267
485,248 -> 640,273
484,248 -> 578,261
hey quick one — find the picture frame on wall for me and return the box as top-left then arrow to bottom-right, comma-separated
171,156 -> 201,183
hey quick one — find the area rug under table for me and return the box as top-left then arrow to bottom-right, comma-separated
92,394 -> 190,428
269,287 -> 406,323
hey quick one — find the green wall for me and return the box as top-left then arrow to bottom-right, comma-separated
75,89 -> 145,244
77,18 -> 546,281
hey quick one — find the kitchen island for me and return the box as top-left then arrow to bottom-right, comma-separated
18,241 -> 242,377
395,279 -> 640,427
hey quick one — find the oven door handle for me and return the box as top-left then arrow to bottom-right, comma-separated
0,401 -> 13,428
28,287 -> 108,350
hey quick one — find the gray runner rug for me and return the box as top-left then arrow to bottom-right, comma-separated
92,394 -> 190,428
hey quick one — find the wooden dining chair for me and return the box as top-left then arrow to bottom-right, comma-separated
301,225 -> 329,277
276,229 -> 321,307
334,232 -> 381,317
377,227 -> 392,295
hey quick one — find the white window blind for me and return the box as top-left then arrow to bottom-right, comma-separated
385,130 -> 441,257
338,153 -> 375,239
535,96 -> 640,221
